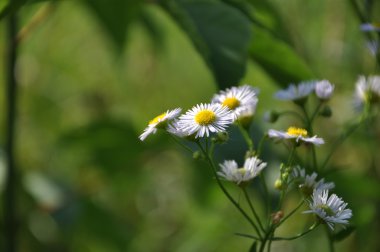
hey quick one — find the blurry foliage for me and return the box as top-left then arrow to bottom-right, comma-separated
0,0 -> 379,251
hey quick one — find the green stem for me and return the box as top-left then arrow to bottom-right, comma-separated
242,187 -> 265,233
325,225 -> 335,252
278,110 -> 306,124
196,142 -> 263,239
259,173 -> 270,225
276,199 -> 305,227
301,105 -> 318,171
320,121 -> 362,171
237,123 -> 254,151
272,222 -> 319,241
168,134 -> 194,154
4,7 -> 18,252
256,135 -> 267,157
234,232 -> 260,240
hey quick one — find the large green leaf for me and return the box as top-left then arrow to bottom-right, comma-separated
161,0 -> 252,90
249,26 -> 314,87
83,0 -> 141,51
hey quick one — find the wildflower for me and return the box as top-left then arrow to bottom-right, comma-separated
139,108 -> 182,141
212,85 -> 259,120
218,157 -> 267,185
354,75 -> 380,108
360,23 -> 380,32
315,80 -> 334,100
304,189 -> 353,230
274,82 -> 315,104
268,127 -> 324,146
292,167 -> 335,196
177,103 -> 234,138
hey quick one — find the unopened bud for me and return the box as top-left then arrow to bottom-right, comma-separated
271,211 -> 284,225
274,179 -> 283,190
212,131 -> 229,144
192,151 -> 204,160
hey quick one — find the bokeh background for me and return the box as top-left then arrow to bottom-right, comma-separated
1,0 -> 380,251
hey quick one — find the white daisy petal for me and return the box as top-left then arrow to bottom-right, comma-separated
218,157 -> 267,184
212,85 -> 259,119
268,127 -> 324,146
275,82 -> 315,101
292,167 -> 335,195
354,75 -> 380,110
139,108 -> 182,141
177,103 -> 234,138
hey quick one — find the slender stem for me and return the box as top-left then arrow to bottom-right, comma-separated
325,225 -> 335,252
234,232 -> 260,240
168,134 -> 194,154
272,222 -> 319,241
242,187 -> 265,233
196,142 -> 263,239
320,121 -> 362,171
301,106 -> 318,171
278,110 -> 306,124
4,7 -> 18,252
256,135 -> 267,157
276,199 -> 305,227
237,123 -> 254,151
267,232 -> 274,252
259,226 -> 274,252
259,173 -> 270,225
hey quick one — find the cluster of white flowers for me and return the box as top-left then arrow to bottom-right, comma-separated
139,78 -> 366,231
139,85 -> 259,141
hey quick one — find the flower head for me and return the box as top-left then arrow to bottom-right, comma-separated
268,127 -> 324,146
274,82 -> 315,103
212,85 -> 259,119
292,167 -> 335,196
218,157 -> 267,185
139,108 -> 182,141
315,80 -> 334,100
354,75 -> 380,109
177,103 -> 234,138
304,189 -> 353,230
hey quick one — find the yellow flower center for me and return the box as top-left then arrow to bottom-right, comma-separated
149,112 -> 167,125
287,127 -> 308,137
195,110 -> 216,125
222,97 -> 240,110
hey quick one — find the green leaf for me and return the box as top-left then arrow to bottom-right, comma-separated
83,0 -> 141,51
0,0 -> 60,20
249,241 -> 257,252
249,26 -> 314,87
332,226 -> 356,241
161,0 -> 252,89
0,0 -> 28,20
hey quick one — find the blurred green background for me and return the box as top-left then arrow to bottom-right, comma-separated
0,0 -> 380,251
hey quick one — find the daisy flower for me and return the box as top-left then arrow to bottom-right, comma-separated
177,103 -> 234,138
315,80 -> 334,100
268,127 -> 324,146
274,81 -> 315,103
354,75 -> 380,109
218,157 -> 267,185
212,85 -> 259,119
304,189 -> 353,230
139,108 -> 182,141
292,167 -> 335,196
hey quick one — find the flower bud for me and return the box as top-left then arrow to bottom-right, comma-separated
274,179 -> 283,190
212,131 -> 229,144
